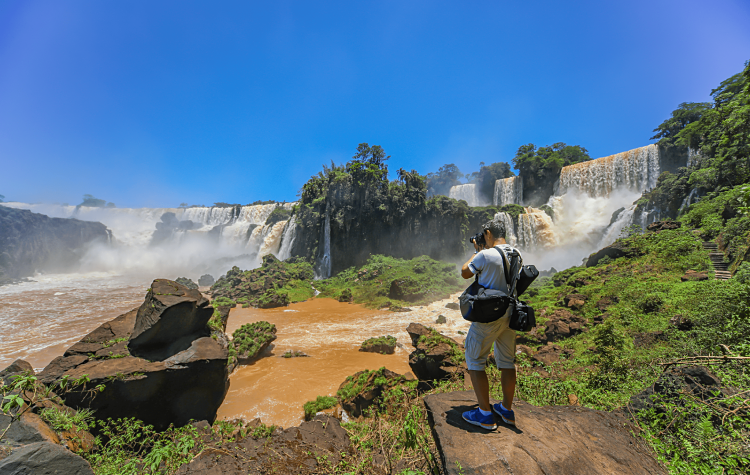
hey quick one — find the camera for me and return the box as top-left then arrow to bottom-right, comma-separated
469,232 -> 486,247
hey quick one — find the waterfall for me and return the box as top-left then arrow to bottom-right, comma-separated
277,218 -> 298,261
517,207 -> 556,250
316,211 -> 332,279
598,204 -> 636,246
493,212 -> 517,247
678,188 -> 699,215
493,176 -> 523,206
449,184 -> 488,207
687,148 -> 702,168
556,144 -> 661,198
0,201 -> 296,278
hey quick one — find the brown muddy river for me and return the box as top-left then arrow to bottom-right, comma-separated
0,275 -> 468,428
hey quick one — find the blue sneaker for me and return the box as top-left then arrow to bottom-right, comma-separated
492,403 -> 515,426
462,408 -> 497,430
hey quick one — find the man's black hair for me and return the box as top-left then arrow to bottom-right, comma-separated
482,220 -> 506,239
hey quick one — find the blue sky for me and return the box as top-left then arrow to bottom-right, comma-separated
1,1 -> 749,208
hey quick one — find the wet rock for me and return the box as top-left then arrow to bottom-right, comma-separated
633,331 -> 668,347
390,305 -> 412,312
435,315 -> 447,324
128,279 -> 213,361
0,442 -> 95,475
630,366 -> 724,414
406,323 -> 465,382
445,302 -> 460,310
424,391 -> 664,475
669,315 -> 693,331
647,221 -> 682,232
681,269 -> 709,282
198,274 -> 215,287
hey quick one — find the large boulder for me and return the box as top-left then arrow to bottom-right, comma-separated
586,240 -> 642,268
128,279 -> 213,361
39,279 -> 229,431
424,391 -> 665,475
406,323 -> 466,382
630,366 -> 724,414
388,277 -> 426,302
337,368 -> 408,418
0,442 -> 94,475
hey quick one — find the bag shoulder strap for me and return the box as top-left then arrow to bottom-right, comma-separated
493,245 -> 517,297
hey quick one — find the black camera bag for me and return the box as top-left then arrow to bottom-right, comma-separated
459,279 -> 511,323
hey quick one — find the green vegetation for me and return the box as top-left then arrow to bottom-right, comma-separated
425,161 -> 514,203
265,206 -> 292,226
360,335 -> 397,352
211,254 -> 314,308
316,254 -> 463,309
227,321 -> 276,367
39,406 -> 95,432
303,395 -> 338,420
425,163 -> 464,197
417,328 -> 464,366
512,142 -> 591,204
211,296 -> 236,307
174,277 -> 198,290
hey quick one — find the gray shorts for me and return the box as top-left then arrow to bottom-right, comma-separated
464,315 -> 516,371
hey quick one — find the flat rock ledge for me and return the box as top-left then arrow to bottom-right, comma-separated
424,391 -> 664,475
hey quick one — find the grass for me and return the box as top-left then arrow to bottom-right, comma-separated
227,321 -> 276,367
360,335 -> 397,352
303,395 -> 338,420
316,254 -> 463,309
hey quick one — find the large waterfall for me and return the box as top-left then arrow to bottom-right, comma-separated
556,144 -> 661,197
493,176 -> 523,206
449,184 -> 488,207
0,202 -> 296,279
277,218 -> 298,261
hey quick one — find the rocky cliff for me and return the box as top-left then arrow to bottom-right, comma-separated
0,206 -> 110,282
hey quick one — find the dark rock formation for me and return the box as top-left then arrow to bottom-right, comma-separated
564,293 -> 588,310
0,206 -> 110,283
435,314 -> 447,324
669,315 -> 693,330
388,277 -> 425,302
586,240 -> 642,268
39,280 -> 229,431
681,269 -> 709,281
445,302 -> 460,310
150,212 -> 197,245
0,359 -> 33,383
424,391 -> 665,475
128,279 -> 213,361
596,296 -> 618,311
647,220 -> 682,232
633,331 -> 668,347
630,366 -> 725,414
544,309 -> 588,342
406,323 -> 466,382
198,274 -> 215,287
0,442 -> 95,475
532,344 -> 574,366
175,416 -> 350,474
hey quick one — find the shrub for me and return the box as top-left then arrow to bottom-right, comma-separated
303,395 -> 338,420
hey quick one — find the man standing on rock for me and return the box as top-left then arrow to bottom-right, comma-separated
460,220 -> 519,430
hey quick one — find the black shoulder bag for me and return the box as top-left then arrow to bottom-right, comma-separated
459,246 -> 512,323
497,247 -> 537,332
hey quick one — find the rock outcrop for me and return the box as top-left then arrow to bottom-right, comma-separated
0,442 -> 95,475
406,323 -> 466,382
424,391 -> 665,475
337,368 -> 409,418
39,279 -> 229,431
629,366 -> 725,414
174,416 -> 350,475
359,335 -> 396,355
0,205 -> 110,283
647,220 -> 682,232
586,240 -> 642,268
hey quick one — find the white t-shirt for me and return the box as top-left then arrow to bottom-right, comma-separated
467,245 -> 523,292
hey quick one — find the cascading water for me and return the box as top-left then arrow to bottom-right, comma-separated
316,211 -> 332,279
492,212 -> 518,247
277,219 -> 298,261
556,145 -> 661,197
449,184 -> 487,207
493,176 -> 523,206
678,188 -> 699,215
517,207 -> 556,250
0,201 -> 296,278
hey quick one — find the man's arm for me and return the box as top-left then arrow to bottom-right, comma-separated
461,243 -> 483,279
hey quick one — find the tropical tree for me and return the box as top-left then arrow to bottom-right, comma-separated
425,164 -> 463,197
